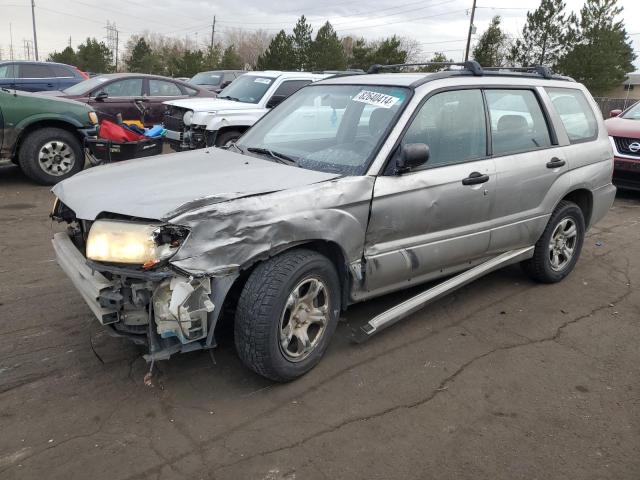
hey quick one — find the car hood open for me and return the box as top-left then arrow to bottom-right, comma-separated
52,149 -> 340,221
164,97 -> 257,112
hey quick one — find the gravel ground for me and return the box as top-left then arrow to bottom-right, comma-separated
0,160 -> 639,480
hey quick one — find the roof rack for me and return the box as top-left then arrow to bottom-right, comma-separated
482,65 -> 555,79
367,61 -> 483,76
367,62 -> 573,83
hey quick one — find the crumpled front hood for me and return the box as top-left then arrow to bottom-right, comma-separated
52,149 -> 340,221
164,97 -> 255,112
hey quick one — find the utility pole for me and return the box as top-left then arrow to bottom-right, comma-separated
31,0 -> 39,61
115,29 -> 119,72
105,22 -> 119,72
9,23 -> 14,61
68,36 -> 72,48
464,0 -> 477,62
210,16 -> 216,50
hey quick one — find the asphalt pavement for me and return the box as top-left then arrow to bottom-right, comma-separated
0,160 -> 639,480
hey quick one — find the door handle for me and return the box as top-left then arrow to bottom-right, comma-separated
546,157 -> 566,169
462,171 -> 490,185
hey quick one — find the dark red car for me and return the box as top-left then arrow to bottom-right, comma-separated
41,73 -> 215,126
605,101 -> 640,191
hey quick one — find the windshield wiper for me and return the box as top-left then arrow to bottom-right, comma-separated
218,95 -> 240,102
246,147 -> 298,166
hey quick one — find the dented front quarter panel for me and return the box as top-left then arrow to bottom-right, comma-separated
168,175 -> 376,276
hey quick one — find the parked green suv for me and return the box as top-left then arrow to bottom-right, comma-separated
0,87 -> 98,184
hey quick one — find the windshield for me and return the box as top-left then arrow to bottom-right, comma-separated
217,75 -> 275,104
236,84 -> 410,175
191,72 -> 222,86
622,101 -> 640,119
63,76 -> 109,95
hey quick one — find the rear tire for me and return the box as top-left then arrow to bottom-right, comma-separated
18,128 -> 83,185
234,249 -> 341,382
522,200 -> 585,283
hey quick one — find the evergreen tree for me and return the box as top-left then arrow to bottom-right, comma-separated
420,52 -> 454,72
557,0 -> 635,95
472,16 -> 510,67
221,45 -> 243,69
76,38 -> 113,73
310,22 -> 347,70
509,0 -> 570,67
256,30 -> 296,70
126,37 -> 158,73
202,44 -> 222,70
349,38 -> 373,70
292,15 -> 313,71
178,49 -> 205,77
370,36 -> 408,66
47,46 -> 77,66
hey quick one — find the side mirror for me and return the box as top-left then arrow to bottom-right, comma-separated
94,91 -> 108,101
610,109 -> 622,118
396,143 -> 429,174
266,95 -> 286,109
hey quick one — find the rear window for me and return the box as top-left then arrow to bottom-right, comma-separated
546,88 -> 598,143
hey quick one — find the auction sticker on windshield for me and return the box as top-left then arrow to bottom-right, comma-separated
352,90 -> 400,109
254,78 -> 272,84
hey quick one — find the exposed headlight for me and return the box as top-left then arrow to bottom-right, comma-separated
86,220 -> 188,267
88,111 -> 99,125
183,110 -> 194,126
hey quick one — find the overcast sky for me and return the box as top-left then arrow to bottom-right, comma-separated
2,0 -> 639,67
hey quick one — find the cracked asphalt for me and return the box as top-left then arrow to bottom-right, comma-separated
0,160 -> 639,480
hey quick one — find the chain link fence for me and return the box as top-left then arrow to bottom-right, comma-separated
592,97 -> 637,118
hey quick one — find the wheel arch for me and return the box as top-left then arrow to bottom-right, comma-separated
214,239 -> 351,337
559,188 -> 593,228
13,119 -> 84,159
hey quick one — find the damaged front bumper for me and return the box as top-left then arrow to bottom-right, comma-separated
52,231 -> 233,361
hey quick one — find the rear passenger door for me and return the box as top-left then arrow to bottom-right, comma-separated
145,79 -> 188,125
486,88 -> 568,253
363,89 -> 495,298
17,63 -> 57,91
49,64 -> 77,90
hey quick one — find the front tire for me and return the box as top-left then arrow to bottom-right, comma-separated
522,200 -> 585,283
214,130 -> 241,148
234,249 -> 341,382
18,128 -> 83,185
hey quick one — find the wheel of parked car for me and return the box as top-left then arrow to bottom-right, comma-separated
234,249 -> 341,381
214,130 -> 241,148
18,127 -> 83,185
522,200 -> 585,283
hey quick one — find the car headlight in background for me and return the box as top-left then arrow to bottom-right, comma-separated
88,111 -> 99,125
86,220 -> 188,267
183,110 -> 194,126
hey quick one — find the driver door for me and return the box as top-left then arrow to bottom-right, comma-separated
362,88 -> 495,298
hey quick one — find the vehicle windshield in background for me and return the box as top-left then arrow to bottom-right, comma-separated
217,75 -> 275,103
190,72 -> 222,86
622,102 -> 640,119
236,84 -> 410,175
63,76 -> 109,95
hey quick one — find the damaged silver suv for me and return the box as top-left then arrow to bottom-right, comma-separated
51,62 -> 615,381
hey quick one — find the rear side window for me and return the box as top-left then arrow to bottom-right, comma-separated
401,89 -> 487,168
50,64 -> 74,77
486,89 -> 552,155
272,80 -> 312,98
19,63 -> 52,78
546,87 -> 598,143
